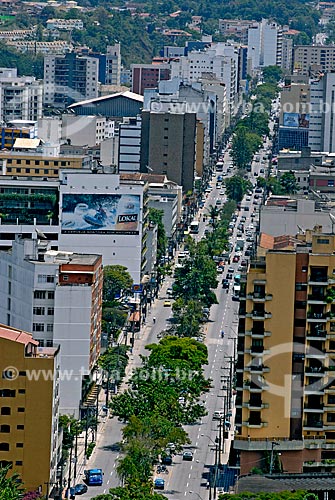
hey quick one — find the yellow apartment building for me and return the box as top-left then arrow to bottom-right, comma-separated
0,325 -> 60,496
235,232 -> 335,474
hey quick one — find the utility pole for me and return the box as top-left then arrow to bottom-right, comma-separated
213,442 -> 219,499
270,441 -> 279,474
67,442 -> 73,497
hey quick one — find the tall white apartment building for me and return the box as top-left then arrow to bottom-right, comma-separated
170,43 -> 238,118
309,72 -> 335,153
0,68 -> 43,123
0,237 -> 103,416
247,19 -> 282,70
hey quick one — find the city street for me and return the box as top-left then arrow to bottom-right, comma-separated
74,144 -> 264,499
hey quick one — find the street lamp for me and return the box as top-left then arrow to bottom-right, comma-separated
201,435 -> 219,500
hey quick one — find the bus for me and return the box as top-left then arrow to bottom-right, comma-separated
190,221 -> 200,234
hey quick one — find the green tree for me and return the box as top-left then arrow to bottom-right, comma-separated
91,481 -> 168,500
231,128 -> 253,169
219,492 -> 308,500
225,176 -> 252,202
280,171 -> 298,194
103,265 -> 133,303
262,65 -> 283,84
148,207 -> 167,262
0,465 -> 25,500
146,336 -> 208,371
169,299 -> 204,338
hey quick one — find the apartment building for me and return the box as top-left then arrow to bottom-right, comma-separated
0,237 -> 102,417
309,72 -> 335,153
0,325 -> 60,496
278,82 -> 310,150
105,43 -> 121,86
118,116 -> 142,173
44,52 -> 98,107
247,20 -> 282,70
218,19 -> 256,43
294,45 -> 335,75
235,231 -> 335,475
46,18 -> 84,30
140,110 -> 196,192
0,68 -> 43,123
59,171 -> 149,282
0,142 -> 90,179
131,63 -> 171,95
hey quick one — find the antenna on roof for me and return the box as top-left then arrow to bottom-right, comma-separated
297,224 -> 305,234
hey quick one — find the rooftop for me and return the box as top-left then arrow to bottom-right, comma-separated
40,249 -> 101,266
68,90 -> 144,109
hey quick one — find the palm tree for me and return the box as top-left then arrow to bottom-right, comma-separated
0,464 -> 25,500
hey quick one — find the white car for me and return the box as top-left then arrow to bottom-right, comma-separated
246,196 -> 251,201
220,190 -> 225,195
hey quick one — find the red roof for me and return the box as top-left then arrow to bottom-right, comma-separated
0,325 -> 38,346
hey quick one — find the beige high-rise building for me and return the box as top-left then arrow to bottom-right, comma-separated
294,45 -> 335,75
235,232 -> 335,475
0,325 -> 60,496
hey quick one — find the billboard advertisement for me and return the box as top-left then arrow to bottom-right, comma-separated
283,113 -> 309,129
61,194 -> 140,234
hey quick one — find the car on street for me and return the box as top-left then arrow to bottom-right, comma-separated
246,196 -> 251,201
154,478 -> 165,489
228,267 -> 234,273
162,454 -> 173,465
213,410 -> 225,420
205,187 -> 212,193
226,273 -> 233,280
246,236 -> 254,242
74,485 -> 88,495
233,255 -> 239,263
220,189 -> 225,195
245,250 -> 251,256
236,232 -> 243,238
241,260 -> 247,267
164,300 -> 172,307
183,450 -> 193,461
216,199 -> 222,206
166,287 -> 173,296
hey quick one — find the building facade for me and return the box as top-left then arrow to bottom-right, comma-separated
294,45 -> 335,75
0,237 -> 102,417
140,110 -> 196,192
309,72 -> 335,153
0,326 -> 60,495
44,53 -> 99,107
131,63 -> 171,95
235,233 -> 335,475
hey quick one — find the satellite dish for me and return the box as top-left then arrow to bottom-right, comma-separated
35,228 -> 47,239
297,224 -> 305,234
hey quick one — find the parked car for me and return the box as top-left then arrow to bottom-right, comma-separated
164,300 -> 172,307
162,455 -> 173,465
233,255 -> 239,263
228,267 -> 234,273
154,478 -> 165,490
226,273 -> 233,280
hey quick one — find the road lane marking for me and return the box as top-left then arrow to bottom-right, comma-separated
107,480 -> 110,484
103,489 -> 106,494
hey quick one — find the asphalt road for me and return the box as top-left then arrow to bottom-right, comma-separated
75,138 -> 272,499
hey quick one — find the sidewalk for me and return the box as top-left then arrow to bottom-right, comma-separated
72,284 -> 166,486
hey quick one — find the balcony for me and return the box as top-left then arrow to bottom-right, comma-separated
243,401 -> 269,409
308,275 -> 328,285
242,420 -> 268,428
305,366 -> 325,376
247,293 -> 273,302
305,348 -> 326,359
303,460 -> 335,468
304,405 -> 325,413
245,364 -> 270,374
245,330 -> 271,338
307,330 -> 327,340
245,346 -> 270,356
253,278 -> 267,285
244,381 -> 269,392
246,310 -> 272,320
303,419 -> 324,430
308,294 -> 326,304
307,312 -> 327,323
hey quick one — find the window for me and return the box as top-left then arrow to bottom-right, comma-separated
34,291 -> 46,299
8,266 -> 12,279
17,408 -> 25,413
328,413 -> 335,422
18,389 -> 25,394
33,307 -> 45,315
15,461 -> 22,466
17,425 -> 24,430
296,283 -> 307,291
0,389 -> 15,397
38,275 -> 55,283
8,282 -> 11,295
19,371 -> 26,376
46,339 -> 53,347
302,266 -> 308,273
16,443 -> 23,448
7,298 -> 10,311
0,407 -> 10,415
63,275 -> 68,281
317,238 -> 330,244
295,301 -> 307,309
48,291 -> 54,299
0,443 -> 9,451
0,425 -> 10,433
47,324 -> 53,333
33,323 -> 44,332
47,307 -> 54,316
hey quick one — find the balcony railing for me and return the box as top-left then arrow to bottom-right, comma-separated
309,275 -> 328,284
307,312 -> 327,319
247,293 -> 273,301
243,401 -> 269,409
307,330 -> 327,339
308,294 -> 326,302
303,420 -> 324,429
242,420 -> 268,428
245,364 -> 270,373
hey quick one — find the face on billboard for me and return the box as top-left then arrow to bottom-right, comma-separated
283,113 -> 309,128
61,194 -> 140,234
